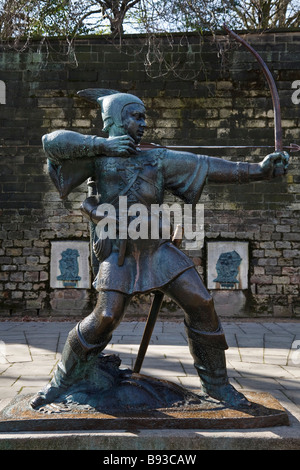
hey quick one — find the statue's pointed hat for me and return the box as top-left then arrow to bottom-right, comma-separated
77,88 -> 145,130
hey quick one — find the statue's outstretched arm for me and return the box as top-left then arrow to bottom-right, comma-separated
207,152 -> 289,184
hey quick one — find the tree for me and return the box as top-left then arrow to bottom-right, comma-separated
1,0 -> 299,43
135,0 -> 300,33
93,0 -> 142,36
0,0 -> 34,39
223,0 -> 300,29
0,0 -> 144,41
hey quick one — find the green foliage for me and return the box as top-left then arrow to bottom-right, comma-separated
0,0 -> 299,51
1,0 -> 299,43
136,0 -> 300,33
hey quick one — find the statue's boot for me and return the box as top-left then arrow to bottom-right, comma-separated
185,321 -> 250,408
30,323 -> 111,409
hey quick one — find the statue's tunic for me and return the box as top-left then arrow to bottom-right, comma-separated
43,132 -> 209,295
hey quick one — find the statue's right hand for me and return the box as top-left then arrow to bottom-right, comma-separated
103,135 -> 138,157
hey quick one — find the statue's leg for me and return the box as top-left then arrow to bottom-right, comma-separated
78,289 -> 131,345
162,268 -> 250,408
31,290 -> 129,409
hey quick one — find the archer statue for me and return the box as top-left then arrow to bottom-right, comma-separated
31,89 -> 289,410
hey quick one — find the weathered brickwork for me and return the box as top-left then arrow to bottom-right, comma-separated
0,31 -> 299,319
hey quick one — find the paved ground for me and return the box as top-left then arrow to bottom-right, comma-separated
1,319 -> 300,450
0,319 -> 300,412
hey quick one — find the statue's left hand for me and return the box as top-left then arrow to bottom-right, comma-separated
260,151 -> 290,178
102,135 -> 138,157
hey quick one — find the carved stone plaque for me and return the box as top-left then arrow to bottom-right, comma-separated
207,242 -> 249,290
50,241 -> 90,289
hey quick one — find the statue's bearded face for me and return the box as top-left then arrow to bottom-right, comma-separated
121,103 -> 146,144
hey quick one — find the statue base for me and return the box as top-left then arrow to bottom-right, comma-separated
0,391 -> 289,432
0,354 -> 289,431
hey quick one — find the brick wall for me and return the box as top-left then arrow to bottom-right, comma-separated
0,31 -> 299,319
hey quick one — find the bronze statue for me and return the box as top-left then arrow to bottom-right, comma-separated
31,89 -> 289,410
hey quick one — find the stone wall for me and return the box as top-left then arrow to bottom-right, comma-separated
0,31 -> 299,319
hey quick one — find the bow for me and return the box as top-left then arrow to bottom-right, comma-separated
223,24 -> 282,153
139,26 -> 299,155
